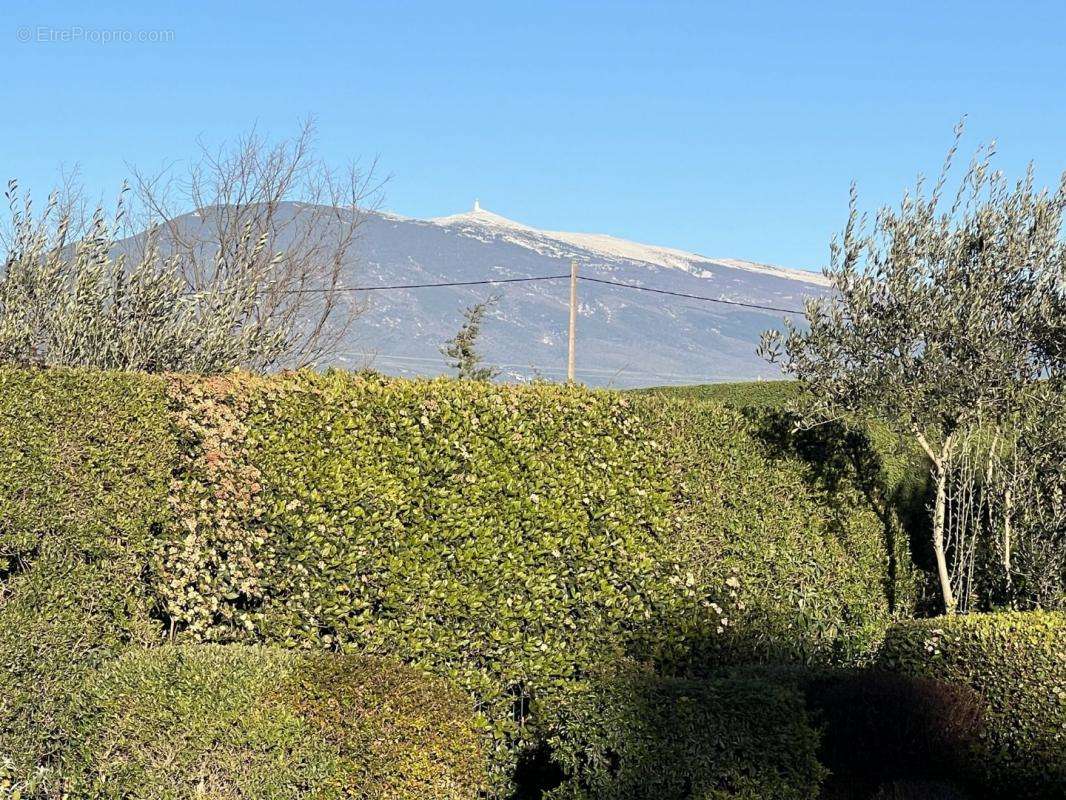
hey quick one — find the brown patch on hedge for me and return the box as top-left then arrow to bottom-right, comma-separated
286,652 -> 488,799
155,373 -> 279,640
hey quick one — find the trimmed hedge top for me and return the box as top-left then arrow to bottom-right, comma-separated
879,611 -> 1066,798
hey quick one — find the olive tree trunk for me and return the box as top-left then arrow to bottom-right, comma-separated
916,429 -> 958,614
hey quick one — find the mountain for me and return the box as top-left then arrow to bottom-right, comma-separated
338,202 -> 827,387
130,202 -> 829,387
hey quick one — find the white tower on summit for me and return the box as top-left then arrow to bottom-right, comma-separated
473,199 -> 481,212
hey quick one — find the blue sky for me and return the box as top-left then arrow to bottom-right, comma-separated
4,1 -> 1065,271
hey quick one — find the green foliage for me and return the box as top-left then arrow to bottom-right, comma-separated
155,374 -> 278,639
158,371 -> 707,789
155,370 -> 923,787
2,123 -> 373,373
646,381 -> 933,613
636,395 -> 916,665
542,662 -> 825,800
3,367 -> 915,794
879,611 -> 1066,798
0,186 -> 292,373
759,132 -> 1065,439
0,368 -> 173,787
645,381 -> 930,533
15,368 -> 1047,800
989,395 -> 1066,610
801,670 -> 985,793
758,134 -> 1066,615
63,645 -> 486,799
441,295 -> 500,380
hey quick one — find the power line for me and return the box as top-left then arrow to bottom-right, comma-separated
288,274 -> 570,293
290,272 -> 809,315
576,275 -> 807,314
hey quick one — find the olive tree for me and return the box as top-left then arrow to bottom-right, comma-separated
760,131 -> 1065,613
0,122 -> 380,373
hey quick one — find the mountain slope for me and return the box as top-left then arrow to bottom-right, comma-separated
341,202 -> 827,386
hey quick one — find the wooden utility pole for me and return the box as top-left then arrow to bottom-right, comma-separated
567,258 -> 578,382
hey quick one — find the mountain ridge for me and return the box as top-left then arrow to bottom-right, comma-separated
424,202 -> 830,287
123,201 -> 829,387
334,201 -> 828,386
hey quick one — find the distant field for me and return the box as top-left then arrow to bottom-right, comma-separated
635,379 -> 801,408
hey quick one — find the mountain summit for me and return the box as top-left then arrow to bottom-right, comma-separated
428,202 -> 828,289
336,202 -> 828,386
430,201 -> 539,232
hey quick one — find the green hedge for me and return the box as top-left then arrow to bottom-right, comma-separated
637,395 -> 915,665
62,645 -> 486,799
0,368 -> 924,794
644,379 -> 930,533
0,369 -> 174,786
646,381 -> 935,610
156,371 -> 708,789
646,380 -> 930,526
542,662 -> 825,800
879,611 -> 1066,798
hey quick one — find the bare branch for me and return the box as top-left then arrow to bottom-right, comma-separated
1,122 -> 385,372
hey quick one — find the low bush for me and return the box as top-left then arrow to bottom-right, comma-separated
541,662 -> 825,800
705,665 -> 987,799
878,611 -> 1066,798
62,645 -> 487,799
0,369 -> 173,787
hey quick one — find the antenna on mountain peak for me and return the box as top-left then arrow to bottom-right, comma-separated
473,199 -> 481,212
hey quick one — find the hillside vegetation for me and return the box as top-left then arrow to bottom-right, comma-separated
641,379 -> 804,407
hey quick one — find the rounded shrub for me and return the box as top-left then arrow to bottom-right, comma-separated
803,671 -> 984,790
878,611 -> 1066,798
64,645 -> 487,799
541,661 -> 826,800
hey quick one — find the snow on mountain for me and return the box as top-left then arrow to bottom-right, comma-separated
431,203 -> 830,288
332,201 -> 828,387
